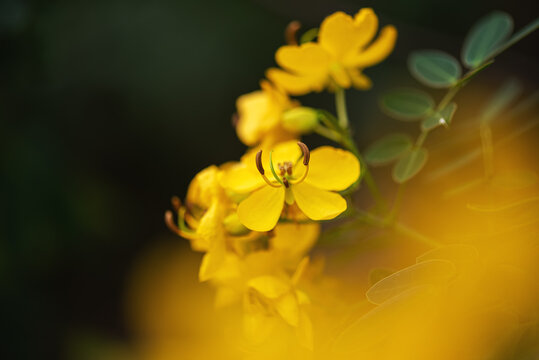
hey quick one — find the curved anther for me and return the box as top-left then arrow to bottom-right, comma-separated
297,142 -> 310,165
255,150 -> 282,188
290,142 -> 310,185
285,20 -> 301,46
255,150 -> 265,175
171,196 -> 182,211
165,210 -> 182,236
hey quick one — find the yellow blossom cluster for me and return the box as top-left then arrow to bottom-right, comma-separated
165,8 -> 396,350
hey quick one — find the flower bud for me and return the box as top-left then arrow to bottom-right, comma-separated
282,107 -> 319,133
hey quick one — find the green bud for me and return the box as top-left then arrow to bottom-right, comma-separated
223,212 -> 250,236
282,107 -> 319,133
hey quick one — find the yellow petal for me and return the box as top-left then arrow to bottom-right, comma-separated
191,200 -> 226,251
349,69 -> 373,90
329,63 -> 352,88
319,11 -> 357,59
272,223 -> 320,260
238,185 -> 285,231
275,292 -> 300,326
353,8 -> 379,48
305,146 -> 360,191
248,275 -> 290,298
292,182 -> 347,220
243,311 -> 278,345
319,9 -> 379,60
266,68 -> 325,96
292,257 -> 309,285
271,140 -> 302,168
236,90 -> 269,145
198,243 -> 225,282
295,310 -> 314,350
275,43 -> 330,75
220,162 -> 264,194
186,165 -> 220,209
344,25 -> 397,68
295,290 -> 311,305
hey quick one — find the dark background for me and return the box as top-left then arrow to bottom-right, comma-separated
1,0 -> 537,358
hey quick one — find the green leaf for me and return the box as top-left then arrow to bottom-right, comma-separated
365,260 -> 456,305
485,17 -> 539,62
392,148 -> 429,183
462,11 -> 513,68
421,102 -> 457,132
364,133 -> 413,166
408,50 -> 462,88
380,88 -> 435,121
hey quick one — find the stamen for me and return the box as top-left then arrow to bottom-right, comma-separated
165,210 -> 182,236
282,177 -> 290,188
285,20 -> 301,46
255,150 -> 282,188
285,161 -> 293,175
255,150 -> 265,175
290,142 -> 310,185
171,196 -> 182,211
297,141 -> 310,165
231,113 -> 239,128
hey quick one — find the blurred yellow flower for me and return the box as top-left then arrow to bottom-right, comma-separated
267,8 -> 397,95
244,257 -> 313,349
222,141 -> 360,231
166,165 -> 251,282
235,80 -> 298,147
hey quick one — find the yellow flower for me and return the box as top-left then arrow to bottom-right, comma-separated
165,165 -> 253,282
235,80 -> 298,147
266,8 -> 397,95
209,220 -> 320,308
222,141 -> 360,231
244,257 -> 313,349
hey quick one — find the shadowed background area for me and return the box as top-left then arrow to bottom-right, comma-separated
0,0 -> 537,358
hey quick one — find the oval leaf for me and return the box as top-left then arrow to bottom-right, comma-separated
462,11 -> 513,68
409,50 -> 462,88
380,88 -> 435,121
392,148 -> 428,183
364,133 -> 413,166
366,260 -> 456,305
421,102 -> 457,132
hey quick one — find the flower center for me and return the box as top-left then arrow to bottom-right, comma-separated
255,142 -> 310,188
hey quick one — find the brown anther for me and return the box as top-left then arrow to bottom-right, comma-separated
285,161 -> 293,175
164,210 -> 181,235
231,113 -> 239,128
255,150 -> 265,175
297,141 -> 310,165
285,20 -> 301,46
171,196 -> 182,211
278,163 -> 285,176
282,177 -> 290,188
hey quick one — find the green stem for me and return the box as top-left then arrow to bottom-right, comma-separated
340,131 -> 386,209
356,210 -> 441,248
335,88 -> 349,128
313,125 -> 341,142
387,183 -> 406,222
